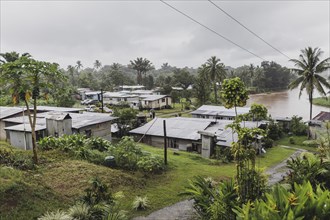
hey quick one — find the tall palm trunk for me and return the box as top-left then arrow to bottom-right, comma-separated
214,83 -> 218,104
309,92 -> 313,120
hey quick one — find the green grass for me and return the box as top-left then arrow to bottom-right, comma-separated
276,135 -> 318,152
313,96 -> 330,107
0,142 -> 296,219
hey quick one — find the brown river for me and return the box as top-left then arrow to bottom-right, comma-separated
247,88 -> 329,120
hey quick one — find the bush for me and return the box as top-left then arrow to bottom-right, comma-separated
0,146 -> 34,170
213,146 -> 233,163
0,146 -> 14,164
137,156 -> 165,174
132,196 -> 149,210
263,137 -> 274,148
38,210 -> 71,220
109,137 -> 142,171
290,115 -> 308,135
289,137 -> 295,144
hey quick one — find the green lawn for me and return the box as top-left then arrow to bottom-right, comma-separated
313,96 -> 330,107
276,135 -> 318,152
0,142 -> 295,219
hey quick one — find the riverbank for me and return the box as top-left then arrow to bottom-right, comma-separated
313,96 -> 330,107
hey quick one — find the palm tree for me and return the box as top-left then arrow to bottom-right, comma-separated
67,65 -> 76,86
94,60 -> 102,70
249,64 -> 255,87
203,56 -> 227,104
0,51 -> 30,64
129,57 -> 154,85
289,47 -> 330,120
76,60 -> 83,71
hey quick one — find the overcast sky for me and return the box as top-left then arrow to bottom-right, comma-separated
1,0 -> 329,69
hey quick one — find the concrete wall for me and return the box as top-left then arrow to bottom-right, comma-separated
0,121 -> 6,141
142,97 -> 172,109
9,131 -> 32,150
134,134 -> 198,152
75,121 -> 112,141
103,96 -> 139,105
46,118 -> 72,137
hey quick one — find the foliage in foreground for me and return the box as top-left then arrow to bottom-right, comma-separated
234,181 -> 330,220
38,178 -> 127,220
38,135 -> 165,174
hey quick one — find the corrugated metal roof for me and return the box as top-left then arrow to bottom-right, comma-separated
4,112 -> 117,130
37,106 -> 82,112
0,106 -> 25,119
130,117 -> 212,140
191,105 -> 250,117
140,95 -> 168,101
103,92 -> 138,98
71,112 -> 117,129
313,111 -> 330,121
4,124 -> 46,132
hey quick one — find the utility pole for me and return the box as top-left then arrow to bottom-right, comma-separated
101,89 -> 104,113
163,120 -> 168,165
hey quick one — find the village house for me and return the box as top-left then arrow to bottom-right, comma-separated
0,106 -> 81,141
103,92 -> 140,108
130,117 -> 266,158
139,95 -> 172,109
309,111 -> 330,139
191,105 -> 250,120
0,107 -> 28,141
2,108 -> 116,150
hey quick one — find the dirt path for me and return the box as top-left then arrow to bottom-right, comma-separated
133,145 -> 305,220
266,145 -> 306,186
132,200 -> 197,220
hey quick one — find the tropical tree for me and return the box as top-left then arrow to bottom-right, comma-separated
94,60 -> 102,70
221,77 -> 249,117
129,57 -> 154,85
76,60 -> 83,71
289,47 -> 330,120
67,65 -> 76,86
203,56 -> 227,104
248,63 -> 255,87
0,55 -> 63,164
194,65 -> 211,105
0,52 -> 31,103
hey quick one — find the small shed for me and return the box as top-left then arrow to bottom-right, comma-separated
46,113 -> 72,137
4,124 -> 46,150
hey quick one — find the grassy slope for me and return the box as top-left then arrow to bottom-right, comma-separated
312,96 -> 330,107
276,135 -> 317,152
0,143 -> 295,219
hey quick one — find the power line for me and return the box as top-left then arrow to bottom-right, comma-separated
208,0 -> 291,60
160,0 -> 267,61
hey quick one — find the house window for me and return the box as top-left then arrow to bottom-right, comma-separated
158,100 -> 160,103
85,129 -> 92,137
110,98 -> 113,100
162,98 -> 165,103
124,98 -> 127,101
117,98 -> 121,101
145,101 -> 147,104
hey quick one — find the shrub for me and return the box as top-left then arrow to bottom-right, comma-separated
67,203 -> 90,220
38,210 -> 71,220
234,181 -> 330,219
0,146 -> 14,164
213,146 -> 233,163
109,137 -> 143,171
132,196 -> 149,210
289,137 -> 295,144
262,137 -> 274,148
290,115 -> 308,135
137,156 -> 165,174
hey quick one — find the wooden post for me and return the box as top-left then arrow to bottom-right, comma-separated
163,120 -> 168,165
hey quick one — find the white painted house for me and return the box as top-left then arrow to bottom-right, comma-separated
139,95 -> 172,109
